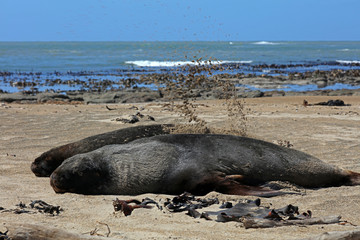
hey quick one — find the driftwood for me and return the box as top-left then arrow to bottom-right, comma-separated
306,228 -> 360,240
5,223 -> 117,240
242,215 -> 341,229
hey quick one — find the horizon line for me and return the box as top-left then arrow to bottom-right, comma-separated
1,40 -> 360,42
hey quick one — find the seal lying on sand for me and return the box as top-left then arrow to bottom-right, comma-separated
50,134 -> 360,197
31,124 -> 172,177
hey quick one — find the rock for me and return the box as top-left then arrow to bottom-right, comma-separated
82,91 -> 161,104
113,115 -> 140,124
238,90 -> 264,98
0,92 -> 37,103
315,80 -> 328,88
328,89 -> 355,96
36,93 -> 70,103
263,91 -> 285,97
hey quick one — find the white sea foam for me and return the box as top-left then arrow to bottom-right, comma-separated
125,60 -> 252,67
125,60 -> 191,67
336,60 -> 360,64
337,49 -> 350,52
252,41 -> 280,45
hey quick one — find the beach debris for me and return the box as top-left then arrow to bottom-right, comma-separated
304,99 -> 350,107
342,111 -> 359,116
147,115 -> 155,121
110,192 -> 346,228
29,200 -> 62,215
129,105 -> 139,110
105,105 -> 116,111
84,222 -> 111,238
112,112 -> 155,124
303,99 -> 309,107
0,200 -> 62,215
187,198 -> 343,228
135,112 -> 144,118
314,99 -> 350,106
113,115 -> 139,124
164,192 -> 219,213
0,228 -> 10,240
128,105 -> 145,111
112,193 -> 219,217
113,198 -> 159,216
274,140 -> 293,148
0,201 -> 33,214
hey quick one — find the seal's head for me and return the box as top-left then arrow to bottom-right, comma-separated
31,153 -> 56,177
50,153 -> 111,194
31,144 -> 77,177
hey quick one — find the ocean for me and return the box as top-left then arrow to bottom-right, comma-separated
1,41 -> 360,93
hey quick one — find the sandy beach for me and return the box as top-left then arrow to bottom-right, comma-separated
1,95 -> 360,239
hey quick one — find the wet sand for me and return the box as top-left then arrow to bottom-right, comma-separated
1,96 -> 360,239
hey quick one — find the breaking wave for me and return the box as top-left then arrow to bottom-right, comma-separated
125,60 -> 253,67
336,60 -> 360,64
337,49 -> 350,52
252,41 -> 281,45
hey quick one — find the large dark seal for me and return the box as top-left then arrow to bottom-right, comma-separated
50,134 -> 360,196
31,124 -> 173,177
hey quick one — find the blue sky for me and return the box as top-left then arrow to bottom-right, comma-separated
1,0 -> 359,41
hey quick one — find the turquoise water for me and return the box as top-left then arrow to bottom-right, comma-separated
242,83 -> 360,92
1,41 -> 360,72
1,41 -> 360,93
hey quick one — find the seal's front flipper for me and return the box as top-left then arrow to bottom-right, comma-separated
216,176 -> 297,197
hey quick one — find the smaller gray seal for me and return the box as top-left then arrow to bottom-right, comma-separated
31,124 -> 172,177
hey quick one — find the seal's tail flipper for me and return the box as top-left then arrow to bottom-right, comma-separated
348,171 -> 360,185
220,184 -> 295,198
216,177 -> 297,198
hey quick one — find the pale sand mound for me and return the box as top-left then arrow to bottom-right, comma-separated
1,96 -> 359,240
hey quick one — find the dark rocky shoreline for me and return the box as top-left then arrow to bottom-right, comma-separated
1,85 -> 360,104
1,68 -> 360,104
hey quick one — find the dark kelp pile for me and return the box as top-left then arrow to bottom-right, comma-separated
0,200 -> 62,216
112,192 -> 351,229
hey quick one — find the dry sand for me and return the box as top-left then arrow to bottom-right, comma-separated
1,96 -> 360,239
